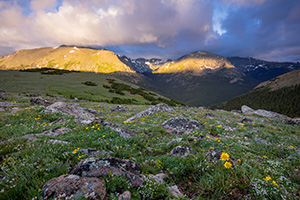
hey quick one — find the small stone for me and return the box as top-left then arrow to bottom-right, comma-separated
170,146 -> 191,157
118,191 -> 131,200
108,105 -> 128,114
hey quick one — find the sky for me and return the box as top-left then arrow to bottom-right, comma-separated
0,0 -> 299,61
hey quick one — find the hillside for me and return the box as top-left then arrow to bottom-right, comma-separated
0,46 -> 134,73
0,70 -> 180,106
227,57 -> 300,81
0,91 -> 299,199
210,69 -> 300,117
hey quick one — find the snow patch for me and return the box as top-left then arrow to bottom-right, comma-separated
53,46 -> 59,49
69,50 -> 75,53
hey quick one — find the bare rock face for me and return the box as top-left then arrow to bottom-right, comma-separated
241,105 -> 255,115
23,127 -> 71,138
70,157 -> 144,187
41,174 -> 106,200
125,103 -> 175,122
167,185 -> 184,198
162,117 -> 204,135
30,97 -> 53,106
170,146 -> 191,157
108,105 -> 129,114
42,102 -> 96,124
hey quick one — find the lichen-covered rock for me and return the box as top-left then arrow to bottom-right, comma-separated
42,102 -> 96,124
100,118 -> 134,139
125,103 -> 175,122
118,191 -> 131,200
30,97 -> 53,106
108,105 -> 129,114
50,117 -> 65,124
70,157 -> 144,187
81,108 -> 102,115
23,127 -> 71,138
167,185 -> 184,198
149,173 -> 166,184
162,117 -> 204,135
170,146 -> 191,157
41,174 -> 106,200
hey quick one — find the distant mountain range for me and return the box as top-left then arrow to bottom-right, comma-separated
1,46 -> 299,107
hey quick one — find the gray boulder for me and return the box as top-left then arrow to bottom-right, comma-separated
167,185 -> 184,198
241,105 -> 255,115
162,117 -> 204,135
42,102 -> 96,124
41,174 -> 106,200
125,103 -> 175,122
70,157 -> 144,187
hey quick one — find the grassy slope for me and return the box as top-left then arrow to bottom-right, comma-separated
211,69 -> 300,117
0,70 -> 159,104
0,94 -> 299,199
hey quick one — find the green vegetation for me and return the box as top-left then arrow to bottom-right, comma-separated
210,84 -> 300,117
82,81 -> 97,86
0,94 -> 299,199
20,67 -> 78,75
103,78 -> 184,106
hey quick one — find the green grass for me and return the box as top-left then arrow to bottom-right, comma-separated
0,70 -> 176,105
1,92 -> 299,199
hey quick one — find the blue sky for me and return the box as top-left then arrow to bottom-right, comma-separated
0,0 -> 299,61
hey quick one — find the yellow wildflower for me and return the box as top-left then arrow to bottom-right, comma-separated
272,180 -> 279,187
263,155 -> 268,158
224,161 -> 232,169
237,159 -> 241,162
289,145 -> 295,148
206,135 -> 210,139
263,176 -> 272,181
220,152 -> 230,161
210,147 -> 214,149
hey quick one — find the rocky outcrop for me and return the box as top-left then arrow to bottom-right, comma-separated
99,118 -> 134,139
118,191 -> 131,200
41,174 -> 106,200
241,105 -> 299,124
108,105 -> 129,114
162,117 -> 204,135
23,127 -> 71,138
70,157 -> 144,187
167,185 -> 184,198
125,103 -> 175,122
30,97 -> 53,106
42,102 -> 96,124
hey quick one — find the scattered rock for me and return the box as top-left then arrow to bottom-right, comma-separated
284,118 -> 300,125
50,117 -> 65,124
48,139 -> 70,144
205,113 -> 215,118
241,118 -> 253,123
42,102 -> 96,124
23,127 -> 71,138
187,135 -> 204,141
125,103 -> 175,122
166,138 -> 182,146
41,174 -> 106,200
118,191 -> 131,200
162,117 -> 204,135
149,173 -> 166,184
206,148 -> 222,160
0,96 -> 7,101
0,107 -> 8,112
81,108 -> 102,115
167,185 -> 184,198
170,146 -> 191,157
74,97 -> 80,102
81,148 -> 113,157
254,137 -> 267,144
0,102 -> 21,107
108,105 -> 129,114
30,97 -> 53,106
70,157 -> 144,187
99,118 -> 134,139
